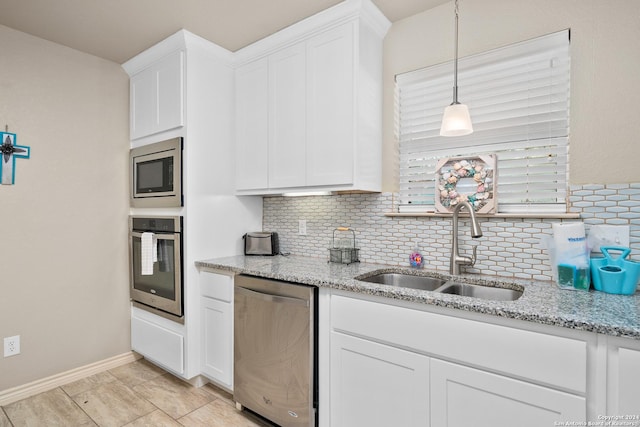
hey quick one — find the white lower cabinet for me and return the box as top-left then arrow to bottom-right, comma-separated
131,307 -> 185,375
606,336 -> 640,414
329,329 -> 586,427
326,290 -> 590,427
430,359 -> 584,427
330,332 -> 430,427
201,297 -> 233,389
199,269 -> 234,391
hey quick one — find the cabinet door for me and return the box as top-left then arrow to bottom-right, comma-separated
131,313 -> 184,375
130,70 -> 155,139
236,58 -> 269,190
431,359 -> 585,427
268,43 -> 306,188
306,23 -> 355,186
201,297 -> 233,389
330,332 -> 430,427
155,50 -> 184,134
130,50 -> 184,140
607,338 -> 640,414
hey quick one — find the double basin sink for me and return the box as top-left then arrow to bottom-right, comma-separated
356,271 -> 523,302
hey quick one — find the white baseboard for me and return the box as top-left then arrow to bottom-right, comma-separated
0,351 -> 141,406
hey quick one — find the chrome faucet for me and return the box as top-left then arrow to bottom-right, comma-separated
450,200 -> 483,275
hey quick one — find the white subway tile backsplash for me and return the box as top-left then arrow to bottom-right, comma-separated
604,184 -> 629,190
609,218 -> 633,225
584,207 -> 606,213
584,195 -> 606,202
594,189 -> 617,196
580,184 -> 605,190
594,201 -> 618,208
572,201 -> 594,208
263,183 -> 640,281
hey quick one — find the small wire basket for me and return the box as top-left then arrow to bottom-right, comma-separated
328,227 -> 360,264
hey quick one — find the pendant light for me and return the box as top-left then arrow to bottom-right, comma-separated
440,0 -> 473,136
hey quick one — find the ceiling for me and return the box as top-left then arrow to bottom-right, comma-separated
0,0 -> 449,64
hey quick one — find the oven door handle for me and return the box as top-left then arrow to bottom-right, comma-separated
235,286 -> 309,308
130,231 -> 177,240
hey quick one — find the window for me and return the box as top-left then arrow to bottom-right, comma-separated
396,30 -> 570,214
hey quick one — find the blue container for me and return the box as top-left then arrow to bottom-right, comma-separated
590,246 -> 640,295
590,256 -> 608,291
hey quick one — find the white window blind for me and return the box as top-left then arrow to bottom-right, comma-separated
396,30 -> 570,214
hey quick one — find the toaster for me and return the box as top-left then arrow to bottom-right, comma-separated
243,232 -> 279,256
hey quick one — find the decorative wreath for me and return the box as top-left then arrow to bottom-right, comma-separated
435,155 -> 497,214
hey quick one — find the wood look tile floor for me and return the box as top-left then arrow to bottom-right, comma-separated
0,359 -> 274,427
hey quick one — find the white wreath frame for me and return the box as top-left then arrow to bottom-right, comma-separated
434,154 -> 497,214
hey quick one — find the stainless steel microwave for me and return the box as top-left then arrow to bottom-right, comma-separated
130,137 -> 183,208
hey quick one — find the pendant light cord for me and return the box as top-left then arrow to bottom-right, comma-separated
440,0 -> 473,136
452,0 -> 460,104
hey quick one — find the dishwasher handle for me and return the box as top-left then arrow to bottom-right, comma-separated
235,286 -> 310,308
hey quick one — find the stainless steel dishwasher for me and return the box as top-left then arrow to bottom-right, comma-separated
234,274 -> 317,427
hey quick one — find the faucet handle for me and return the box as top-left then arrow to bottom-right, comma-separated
471,245 -> 478,266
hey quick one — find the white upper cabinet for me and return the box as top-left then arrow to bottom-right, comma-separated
235,58 -> 269,191
268,43 -> 306,188
305,23 -> 355,187
234,0 -> 390,195
128,49 -> 184,140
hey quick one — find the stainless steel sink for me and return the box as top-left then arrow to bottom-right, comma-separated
437,282 -> 523,301
357,273 -> 446,291
356,271 -> 523,301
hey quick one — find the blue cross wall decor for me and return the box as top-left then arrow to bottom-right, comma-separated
0,132 -> 30,185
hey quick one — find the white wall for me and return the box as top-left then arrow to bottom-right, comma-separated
0,25 -> 130,391
382,0 -> 640,191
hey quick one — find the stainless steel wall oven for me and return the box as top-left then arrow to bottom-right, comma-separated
129,216 -> 183,323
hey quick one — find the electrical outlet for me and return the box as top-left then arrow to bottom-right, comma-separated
4,335 -> 20,357
589,225 -> 630,253
299,220 -> 307,235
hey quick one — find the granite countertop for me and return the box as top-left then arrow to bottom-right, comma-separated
195,255 -> 640,340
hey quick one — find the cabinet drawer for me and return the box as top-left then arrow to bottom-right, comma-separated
331,294 -> 588,393
200,270 -> 233,302
131,315 -> 184,374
